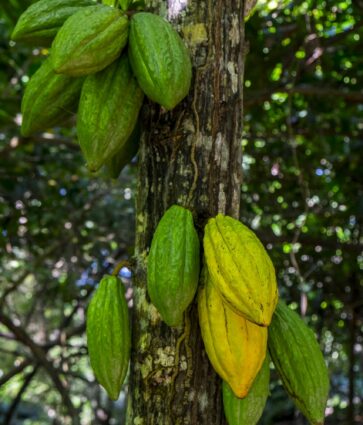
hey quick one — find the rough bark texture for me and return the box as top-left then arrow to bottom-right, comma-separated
128,1 -> 246,424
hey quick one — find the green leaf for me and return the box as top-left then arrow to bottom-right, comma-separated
102,0 -> 117,6
119,0 -> 131,10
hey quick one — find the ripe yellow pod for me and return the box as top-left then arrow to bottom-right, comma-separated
198,268 -> 267,398
203,214 -> 278,326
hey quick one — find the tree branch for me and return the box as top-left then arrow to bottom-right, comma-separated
0,358 -> 32,387
319,20 -> 363,47
0,311 -> 80,424
4,366 -> 38,425
0,236 -> 74,305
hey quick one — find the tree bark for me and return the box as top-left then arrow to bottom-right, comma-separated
128,1 -> 246,423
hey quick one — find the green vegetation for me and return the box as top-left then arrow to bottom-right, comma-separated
0,0 -> 361,423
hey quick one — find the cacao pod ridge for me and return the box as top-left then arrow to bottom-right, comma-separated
128,12 -> 192,110
103,121 -> 140,179
77,55 -> 144,172
51,4 -> 129,76
147,205 -> 200,327
198,267 -> 267,398
11,0 -> 96,46
222,354 -> 270,425
204,214 -> 278,326
21,58 -> 83,136
268,301 -> 329,425
87,275 -> 131,400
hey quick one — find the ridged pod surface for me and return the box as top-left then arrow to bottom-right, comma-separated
21,58 -> 83,136
77,56 -> 144,172
103,121 -> 140,179
268,302 -> 329,425
128,12 -> 192,110
198,268 -> 267,398
11,0 -> 95,46
86,275 -> 130,400
203,214 -> 278,326
222,355 -> 270,425
51,5 -> 129,76
147,205 -> 200,327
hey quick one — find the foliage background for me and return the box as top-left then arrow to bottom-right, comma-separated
0,0 -> 362,423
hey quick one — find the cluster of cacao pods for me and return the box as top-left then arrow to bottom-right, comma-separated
148,209 -> 329,425
13,2 -> 330,420
12,0 -> 192,176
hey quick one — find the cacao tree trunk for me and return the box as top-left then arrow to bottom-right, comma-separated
127,1 -> 246,423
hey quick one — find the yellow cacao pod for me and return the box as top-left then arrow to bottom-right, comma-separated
198,267 -> 267,398
203,214 -> 278,326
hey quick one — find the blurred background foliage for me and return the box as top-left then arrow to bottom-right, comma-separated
0,0 -> 362,424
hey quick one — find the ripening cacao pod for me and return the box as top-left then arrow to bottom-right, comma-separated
222,355 -> 270,425
51,4 -> 129,76
128,12 -> 192,110
86,275 -> 131,400
203,214 -> 278,326
103,121 -> 140,179
198,268 -> 267,398
147,205 -> 200,327
268,301 -> 329,425
21,58 -> 83,136
77,56 -> 144,172
11,0 -> 95,46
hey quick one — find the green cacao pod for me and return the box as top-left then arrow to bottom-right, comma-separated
11,0 -> 95,46
222,355 -> 270,425
51,4 -> 129,76
128,12 -> 192,110
198,268 -> 267,398
86,275 -> 131,400
268,301 -> 329,425
203,214 -> 278,326
21,58 -> 83,136
147,205 -> 200,327
103,121 -> 140,179
77,56 -> 144,172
